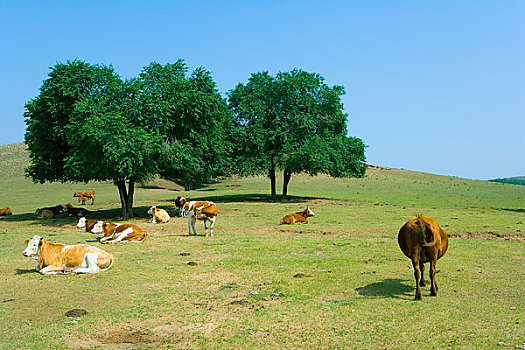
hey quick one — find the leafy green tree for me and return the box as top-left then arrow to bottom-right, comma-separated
24,59 -> 229,217
137,61 -> 231,190
24,60 -> 164,218
228,69 -> 366,198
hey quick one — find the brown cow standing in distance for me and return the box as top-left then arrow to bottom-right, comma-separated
74,191 -> 95,205
280,208 -> 315,225
398,214 -> 449,300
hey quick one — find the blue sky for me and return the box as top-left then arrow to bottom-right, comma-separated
0,1 -> 523,180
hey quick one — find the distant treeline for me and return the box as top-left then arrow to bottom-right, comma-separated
489,177 -> 525,186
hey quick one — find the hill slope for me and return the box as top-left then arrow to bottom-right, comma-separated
0,142 -> 524,349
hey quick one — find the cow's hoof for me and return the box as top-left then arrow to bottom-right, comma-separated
430,290 -> 437,296
415,293 -> 422,300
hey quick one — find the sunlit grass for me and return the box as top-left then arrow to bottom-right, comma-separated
0,143 -> 523,349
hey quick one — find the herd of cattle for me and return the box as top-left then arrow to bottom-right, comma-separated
5,190 -> 449,300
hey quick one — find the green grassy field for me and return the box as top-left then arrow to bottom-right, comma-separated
0,143 -> 524,349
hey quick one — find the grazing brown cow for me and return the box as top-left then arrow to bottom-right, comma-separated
280,208 -> 315,225
23,235 -> 113,275
398,214 -> 449,300
63,205 -> 90,217
73,191 -> 95,205
0,206 -> 13,216
91,221 -> 147,244
175,196 -> 218,236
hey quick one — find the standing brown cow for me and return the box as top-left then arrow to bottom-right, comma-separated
398,214 -> 449,300
73,191 -> 95,205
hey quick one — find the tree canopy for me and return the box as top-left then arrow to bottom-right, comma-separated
24,60 -> 229,217
137,61 -> 230,190
228,69 -> 366,198
24,61 -> 367,214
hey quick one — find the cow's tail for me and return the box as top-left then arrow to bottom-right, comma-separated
100,253 -> 114,272
416,214 -> 437,247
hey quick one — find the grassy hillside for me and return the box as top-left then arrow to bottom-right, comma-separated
0,143 -> 523,349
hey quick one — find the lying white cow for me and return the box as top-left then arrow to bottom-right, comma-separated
22,235 -> 114,275
147,206 -> 170,223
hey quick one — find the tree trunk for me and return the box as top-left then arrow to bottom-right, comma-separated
127,178 -> 135,218
282,170 -> 292,198
269,157 -> 276,199
116,179 -> 134,218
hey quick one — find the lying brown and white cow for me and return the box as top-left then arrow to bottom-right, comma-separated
63,205 -> 90,217
398,214 -> 449,300
0,206 -> 13,216
35,208 -> 54,219
22,235 -> 114,275
280,208 -> 315,225
35,204 -> 68,216
77,217 -> 100,233
91,221 -> 147,244
175,196 -> 218,236
73,190 -> 95,205
147,206 -> 170,223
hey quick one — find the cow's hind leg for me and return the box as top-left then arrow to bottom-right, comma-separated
429,259 -> 438,296
204,219 -> 209,236
74,253 -> 100,274
209,216 -> 216,236
412,259 -> 422,300
419,261 -> 426,286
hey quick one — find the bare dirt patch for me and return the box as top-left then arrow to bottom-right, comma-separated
449,231 -> 525,241
64,320 -> 190,349
277,229 -> 333,236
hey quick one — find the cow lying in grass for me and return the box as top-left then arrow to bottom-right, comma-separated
280,208 -> 315,225
23,235 -> 114,275
175,196 -> 218,236
0,206 -> 13,216
91,221 -> 147,244
398,214 -> 449,300
35,204 -> 70,216
73,190 -> 95,205
147,206 -> 170,223
63,205 -> 90,217
35,208 -> 54,219
77,217 -> 99,233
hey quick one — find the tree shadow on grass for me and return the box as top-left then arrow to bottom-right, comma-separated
355,279 -> 413,299
500,208 -> 525,213
189,193 -> 328,204
1,205 -> 180,226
